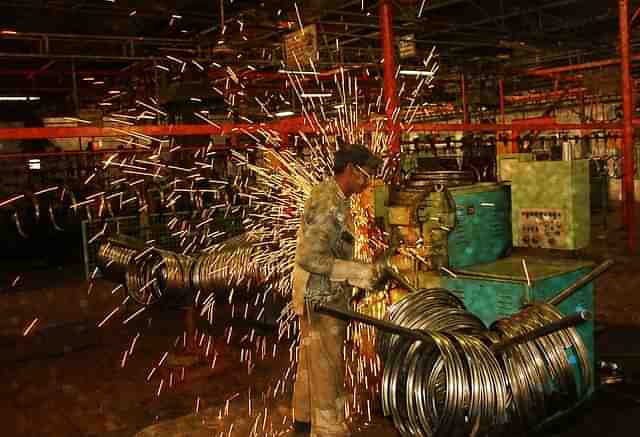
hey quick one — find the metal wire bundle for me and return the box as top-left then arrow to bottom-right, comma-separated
377,290 -> 592,437
489,303 -> 592,431
155,250 -> 195,300
191,234 -> 265,293
97,240 -> 139,283
125,249 -> 165,305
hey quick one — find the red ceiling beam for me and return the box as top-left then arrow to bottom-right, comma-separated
527,54 -> 640,76
1,119 -> 639,140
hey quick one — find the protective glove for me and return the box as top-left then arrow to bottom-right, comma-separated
330,259 -> 386,290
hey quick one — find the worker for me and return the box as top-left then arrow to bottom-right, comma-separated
291,144 -> 384,437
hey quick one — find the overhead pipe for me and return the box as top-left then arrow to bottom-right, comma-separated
379,0 -> 400,154
619,0 -> 636,253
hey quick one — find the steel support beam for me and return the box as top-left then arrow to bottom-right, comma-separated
2,120 -> 640,140
619,0 -> 636,253
379,0 -> 400,154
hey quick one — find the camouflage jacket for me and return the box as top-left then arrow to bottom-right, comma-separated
292,178 -> 354,314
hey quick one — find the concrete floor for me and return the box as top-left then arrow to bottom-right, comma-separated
1,206 -> 640,437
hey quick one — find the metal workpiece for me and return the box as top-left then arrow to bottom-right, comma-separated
191,236 -> 264,293
367,286 -> 593,437
548,259 -> 614,306
490,309 -> 591,354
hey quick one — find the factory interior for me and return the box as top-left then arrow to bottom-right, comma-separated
2,1 -> 640,436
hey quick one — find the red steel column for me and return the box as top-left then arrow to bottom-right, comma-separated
620,0 -> 636,252
379,0 -> 400,153
461,73 -> 469,124
499,79 -> 505,123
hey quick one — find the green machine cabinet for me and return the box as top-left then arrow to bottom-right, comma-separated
444,256 -> 595,394
448,183 -> 512,268
511,159 -> 590,250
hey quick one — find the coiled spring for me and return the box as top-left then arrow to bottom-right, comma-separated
378,289 -> 591,437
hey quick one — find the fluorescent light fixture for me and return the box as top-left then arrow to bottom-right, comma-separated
82,77 -> 95,81
171,14 -> 183,19
28,159 -> 41,170
129,10 -> 137,16
108,90 -> 121,94
399,70 -> 435,76
277,69 -> 320,76
190,97 -> 203,102
99,102 -> 113,106
0,96 -> 40,101
300,92 -> 332,98
93,81 -> 105,85
275,110 -> 295,117
1,30 -> 17,35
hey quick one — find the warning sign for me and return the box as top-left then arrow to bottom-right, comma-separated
284,24 -> 318,69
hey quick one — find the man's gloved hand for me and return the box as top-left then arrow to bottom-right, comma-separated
330,260 -> 387,290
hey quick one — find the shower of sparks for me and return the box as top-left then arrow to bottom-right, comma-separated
0,11 -> 442,433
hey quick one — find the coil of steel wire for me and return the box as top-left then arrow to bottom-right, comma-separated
191,233 -> 264,293
97,240 -> 140,283
155,250 -> 195,299
489,303 -> 592,431
378,290 -> 591,437
125,249 -> 164,305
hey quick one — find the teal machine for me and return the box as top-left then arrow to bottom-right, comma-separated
443,257 -> 595,395
374,153 -> 597,395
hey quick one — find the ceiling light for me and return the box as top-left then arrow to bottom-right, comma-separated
82,77 -> 95,81
275,110 -> 295,117
190,97 -> 203,102
108,90 -> 121,94
99,102 -> 113,106
93,81 -> 105,85
129,10 -> 137,16
399,70 -> 435,77
1,30 -> 17,35
0,96 -> 40,101
278,69 -> 320,76
300,92 -> 333,98
171,14 -> 183,19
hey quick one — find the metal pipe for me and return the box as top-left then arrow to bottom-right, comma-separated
548,259 -> 614,306
620,0 -> 636,253
314,302 -> 433,344
379,0 -> 400,154
461,73 -> 469,124
499,78 -> 505,123
491,310 -> 591,354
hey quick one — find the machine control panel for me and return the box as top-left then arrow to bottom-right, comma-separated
519,208 -> 567,248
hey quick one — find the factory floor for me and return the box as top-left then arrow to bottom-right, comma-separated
1,206 -> 640,437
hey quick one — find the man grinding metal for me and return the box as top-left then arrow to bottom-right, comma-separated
291,144 -> 385,437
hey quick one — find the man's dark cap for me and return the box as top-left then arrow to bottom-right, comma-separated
334,144 -> 382,171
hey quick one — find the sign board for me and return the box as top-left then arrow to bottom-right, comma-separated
398,34 -> 416,59
284,24 -> 318,69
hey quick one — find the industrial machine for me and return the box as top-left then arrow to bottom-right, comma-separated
444,256 -> 595,393
511,159 -> 590,250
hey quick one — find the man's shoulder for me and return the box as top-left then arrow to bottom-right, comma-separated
308,179 -> 341,203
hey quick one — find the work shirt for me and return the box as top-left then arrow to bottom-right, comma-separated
292,178 -> 355,315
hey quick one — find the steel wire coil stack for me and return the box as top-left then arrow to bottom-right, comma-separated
155,250 -> 195,303
191,233 -> 264,294
98,239 -> 195,305
97,239 -> 140,283
377,289 -> 592,437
